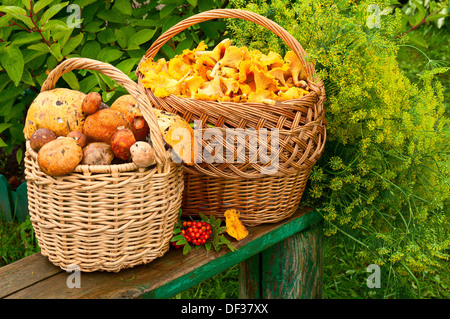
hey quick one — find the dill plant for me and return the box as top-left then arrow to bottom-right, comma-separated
227,0 -> 449,296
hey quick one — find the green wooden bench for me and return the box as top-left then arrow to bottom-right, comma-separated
0,207 -> 323,299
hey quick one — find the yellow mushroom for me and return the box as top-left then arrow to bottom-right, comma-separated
182,75 -> 205,98
197,75 -> 224,100
238,60 -> 254,83
268,65 -> 289,86
284,51 -> 307,86
220,77 -> 240,96
277,86 -> 309,101
168,57 -> 192,80
209,38 -> 231,62
252,66 -> 278,93
219,46 -> 243,69
260,51 -> 284,69
221,66 -> 239,80
247,89 -> 277,104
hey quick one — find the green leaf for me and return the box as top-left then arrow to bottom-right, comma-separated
0,14 -> 12,28
49,42 -> 63,60
182,243 -> 191,255
112,0 -> 132,16
0,6 -> 35,29
16,147 -> 23,165
162,15 -> 182,33
33,0 -> 56,14
115,29 -> 127,48
0,123 -> 13,134
27,42 -> 50,53
79,74 -> 98,92
187,0 -> 198,8
0,6 -> 27,16
175,37 -> 194,55
39,2 -> 69,26
0,45 -> 24,86
21,69 -> 34,86
62,71 -> 80,90
0,137 -> 7,148
171,234 -> 185,242
161,44 -> 175,59
41,19 -> 70,31
101,90 -> 115,102
160,4 -> 177,19
426,14 -> 449,22
61,33 -> 83,56
11,32 -> 42,46
115,58 -> 138,75
97,47 -> 123,63
97,29 -> 116,44
72,0 -> 97,8
97,9 -> 126,24
412,0 -> 427,22
21,0 -> 31,11
53,28 -> 73,43
81,40 -> 101,59
407,32 -> 428,48
128,29 -> 156,49
128,18 -> 160,27
83,20 -> 104,33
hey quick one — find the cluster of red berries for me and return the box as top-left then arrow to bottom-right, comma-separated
171,220 -> 213,248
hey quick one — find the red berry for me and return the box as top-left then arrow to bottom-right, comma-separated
183,221 -> 187,227
187,221 -> 191,227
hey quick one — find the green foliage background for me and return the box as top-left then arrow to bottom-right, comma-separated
227,0 -> 449,297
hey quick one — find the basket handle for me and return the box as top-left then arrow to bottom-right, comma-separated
140,8 -> 316,82
41,57 -> 168,165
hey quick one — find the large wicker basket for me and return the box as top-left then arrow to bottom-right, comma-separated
24,58 -> 184,272
137,9 -> 326,226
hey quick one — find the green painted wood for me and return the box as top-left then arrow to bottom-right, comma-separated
0,174 -> 13,222
238,253 -> 261,298
3,208 -> 323,299
261,223 -> 323,298
13,182 -> 29,222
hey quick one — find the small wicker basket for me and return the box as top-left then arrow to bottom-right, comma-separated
24,58 -> 184,272
137,9 -> 326,226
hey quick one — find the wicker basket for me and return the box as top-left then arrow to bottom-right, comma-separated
24,58 -> 184,272
136,9 -> 326,226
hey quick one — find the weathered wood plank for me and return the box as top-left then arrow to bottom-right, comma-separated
3,207 -> 322,299
238,253 -> 260,298
261,224 -> 323,299
0,253 -> 63,298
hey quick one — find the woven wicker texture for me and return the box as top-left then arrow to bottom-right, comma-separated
137,9 -> 326,226
24,58 -> 184,272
